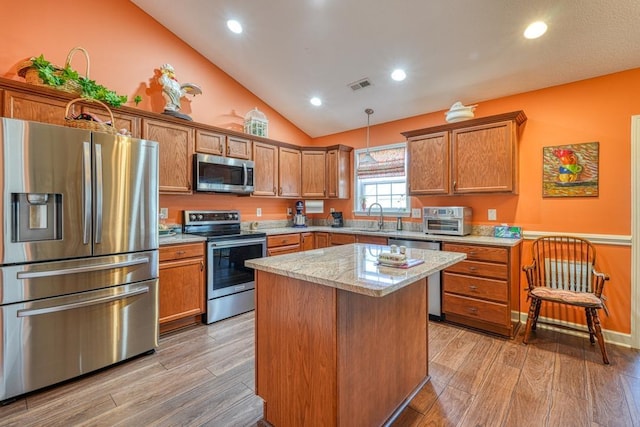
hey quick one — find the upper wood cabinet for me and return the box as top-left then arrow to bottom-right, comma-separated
326,147 -> 350,199
227,135 -> 252,159
403,111 -> 526,195
196,131 -> 251,160
253,141 -> 279,196
2,90 -> 69,126
301,150 -> 326,198
278,146 -> 301,198
142,118 -> 194,194
82,104 -> 141,138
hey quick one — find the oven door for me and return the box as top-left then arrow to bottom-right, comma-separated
207,237 -> 266,298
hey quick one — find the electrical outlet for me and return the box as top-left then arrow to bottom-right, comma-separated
257,208 -> 262,217
159,207 -> 168,219
287,208 -> 292,215
330,207 -> 335,213
411,208 -> 421,218
488,209 -> 497,221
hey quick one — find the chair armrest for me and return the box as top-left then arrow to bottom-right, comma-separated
522,261 -> 537,291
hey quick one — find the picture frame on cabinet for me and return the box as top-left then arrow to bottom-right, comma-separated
542,141 -> 599,197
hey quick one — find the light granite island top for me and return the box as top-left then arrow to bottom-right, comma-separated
248,243 -> 466,427
246,243 -> 466,297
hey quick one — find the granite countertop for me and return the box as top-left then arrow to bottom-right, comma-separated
259,226 -> 522,247
158,233 -> 207,246
246,243 -> 466,297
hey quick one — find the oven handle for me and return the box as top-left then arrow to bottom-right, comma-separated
209,238 -> 266,248
17,286 -> 149,317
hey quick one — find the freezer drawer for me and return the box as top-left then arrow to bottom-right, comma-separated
0,280 -> 158,402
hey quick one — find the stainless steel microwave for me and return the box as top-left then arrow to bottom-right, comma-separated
194,153 -> 254,194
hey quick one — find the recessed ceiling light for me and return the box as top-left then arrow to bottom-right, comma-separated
391,69 -> 407,81
227,19 -> 243,34
524,21 -> 547,39
310,97 -> 322,106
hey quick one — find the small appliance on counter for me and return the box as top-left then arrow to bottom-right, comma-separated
292,200 -> 306,227
331,211 -> 344,227
423,206 -> 472,236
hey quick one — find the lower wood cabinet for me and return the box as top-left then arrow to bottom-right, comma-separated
301,232 -> 314,251
442,242 -> 521,338
315,232 -> 329,248
267,233 -> 301,255
329,233 -> 356,246
355,234 -> 388,245
159,242 -> 205,334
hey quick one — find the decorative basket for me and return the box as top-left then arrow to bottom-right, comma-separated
17,47 -> 90,95
64,98 -> 118,135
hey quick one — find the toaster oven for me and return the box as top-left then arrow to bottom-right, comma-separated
423,206 -> 472,236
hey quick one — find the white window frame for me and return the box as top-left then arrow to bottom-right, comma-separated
353,142 -> 409,216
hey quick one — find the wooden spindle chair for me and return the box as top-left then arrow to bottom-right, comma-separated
522,235 -> 610,364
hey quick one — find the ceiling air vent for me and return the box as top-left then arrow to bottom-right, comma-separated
348,78 -> 372,91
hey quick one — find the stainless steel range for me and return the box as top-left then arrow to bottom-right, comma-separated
184,210 -> 266,323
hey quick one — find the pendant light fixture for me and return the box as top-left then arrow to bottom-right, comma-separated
360,108 -> 376,165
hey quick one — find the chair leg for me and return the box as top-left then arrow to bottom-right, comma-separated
523,298 -> 539,344
531,298 -> 542,331
585,308 -> 596,344
590,307 -> 610,365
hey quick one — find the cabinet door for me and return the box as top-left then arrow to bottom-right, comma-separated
407,132 -> 449,195
3,90 -> 68,126
159,257 -> 205,324
356,235 -> 388,245
227,136 -> 252,159
253,141 -> 278,196
452,120 -> 515,193
195,129 -> 225,155
326,149 -> 350,199
143,118 -> 194,194
82,105 -> 141,138
330,233 -> 356,246
301,232 -> 315,251
315,232 -> 329,248
279,147 -> 301,197
301,150 -> 326,197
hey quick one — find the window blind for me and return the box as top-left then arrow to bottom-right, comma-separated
356,146 -> 406,178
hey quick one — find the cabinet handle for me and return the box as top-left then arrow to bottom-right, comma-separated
468,266 -> 477,271
200,260 -> 204,271
219,143 -> 223,153
227,146 -> 230,156
468,307 -> 478,313
453,181 -> 457,190
176,250 -> 186,255
468,251 -> 476,256
469,285 -> 478,291
279,186 -> 283,195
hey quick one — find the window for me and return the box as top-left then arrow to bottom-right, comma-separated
354,142 -> 408,215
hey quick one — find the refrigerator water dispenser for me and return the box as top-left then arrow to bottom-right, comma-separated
12,193 -> 62,242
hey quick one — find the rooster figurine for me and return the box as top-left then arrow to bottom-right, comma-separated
158,63 -> 202,120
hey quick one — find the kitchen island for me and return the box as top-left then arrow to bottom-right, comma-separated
246,243 -> 466,427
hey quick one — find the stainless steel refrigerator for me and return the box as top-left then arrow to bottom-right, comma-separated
0,118 -> 159,402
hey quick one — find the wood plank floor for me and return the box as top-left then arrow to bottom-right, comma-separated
2,312 -> 640,426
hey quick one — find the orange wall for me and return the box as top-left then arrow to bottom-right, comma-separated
0,1 -> 635,334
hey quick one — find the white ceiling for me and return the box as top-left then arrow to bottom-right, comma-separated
131,0 -> 640,138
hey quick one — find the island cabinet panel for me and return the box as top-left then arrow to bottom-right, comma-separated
255,271 -> 428,427
142,118 -> 194,194
301,150 -> 326,197
253,141 -> 278,196
158,243 -> 205,334
442,242 -> 521,338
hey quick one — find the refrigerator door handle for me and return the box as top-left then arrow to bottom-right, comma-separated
82,141 -> 92,245
17,257 -> 150,279
16,286 -> 150,317
95,143 -> 103,244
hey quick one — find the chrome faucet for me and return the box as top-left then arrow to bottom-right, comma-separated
368,203 -> 384,230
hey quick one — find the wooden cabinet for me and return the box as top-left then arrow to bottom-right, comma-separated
2,90 -> 68,126
82,104 -> 141,137
441,242 -> 521,338
253,141 -> 279,196
403,111 -> 526,195
195,129 -> 225,156
301,232 -> 315,251
227,135 -> 252,159
329,233 -> 356,246
326,147 -> 351,199
159,243 -> 206,334
356,234 -> 388,245
315,232 -> 329,248
143,118 -> 194,194
267,233 -> 301,256
301,150 -> 326,197
278,147 -> 301,197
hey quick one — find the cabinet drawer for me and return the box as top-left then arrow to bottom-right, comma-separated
159,243 -> 205,261
267,244 -> 300,256
355,235 -> 388,245
443,272 -> 508,302
444,260 -> 508,280
267,233 -> 301,248
330,233 -> 356,245
443,293 -> 509,325
442,243 -> 507,263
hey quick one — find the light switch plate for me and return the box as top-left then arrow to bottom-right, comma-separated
159,207 -> 168,219
488,209 -> 497,221
411,208 -> 421,218
330,207 -> 335,213
257,208 -> 262,217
